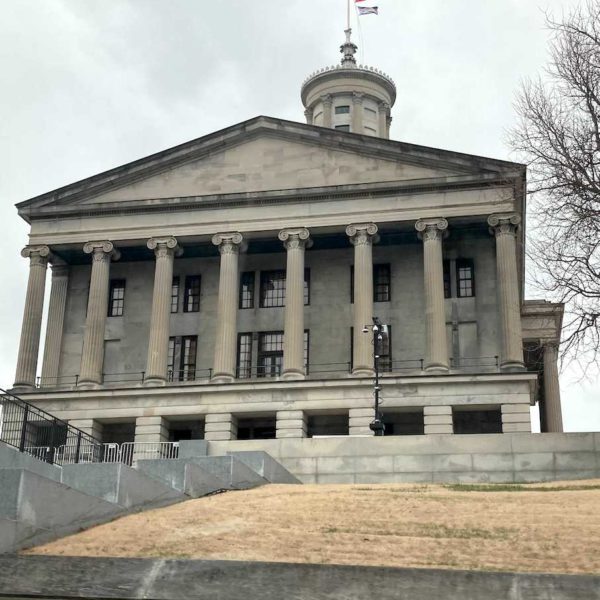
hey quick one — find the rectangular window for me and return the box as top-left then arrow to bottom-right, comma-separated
239,272 -> 255,309
304,268 -> 310,305
456,259 -> 475,298
377,325 -> 392,372
304,330 -> 310,375
374,264 -> 391,302
443,260 -> 451,299
335,105 -> 350,114
237,333 -> 253,379
350,265 -> 390,302
183,275 -> 201,312
171,276 -> 180,313
364,107 -> 377,117
168,335 -> 198,381
335,124 -> 350,131
260,270 -> 286,308
257,331 -> 283,377
108,279 -> 126,317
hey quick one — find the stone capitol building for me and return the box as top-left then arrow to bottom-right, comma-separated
10,28 -> 564,455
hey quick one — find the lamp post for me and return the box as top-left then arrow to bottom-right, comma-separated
363,317 -> 385,436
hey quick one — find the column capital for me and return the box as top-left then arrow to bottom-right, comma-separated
304,107 -> 314,122
352,92 -> 364,104
378,101 -> 390,111
346,223 -> 379,246
278,228 -> 312,250
320,93 -> 333,106
212,232 -> 244,255
488,213 -> 521,236
21,245 -> 51,266
415,218 -> 448,242
147,236 -> 183,258
541,339 -> 560,351
83,241 -> 120,262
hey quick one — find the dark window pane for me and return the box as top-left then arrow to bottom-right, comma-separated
335,105 -> 350,114
457,259 -> 475,298
304,330 -> 309,375
180,336 -> 197,381
171,276 -> 180,313
237,333 -> 253,378
335,124 -> 350,131
304,268 -> 310,306
443,260 -> 451,299
184,275 -> 201,312
453,409 -> 502,434
257,331 -> 283,377
108,279 -> 126,317
350,265 -> 354,303
377,325 -> 392,372
239,272 -> 255,309
374,264 -> 391,302
260,270 -> 286,308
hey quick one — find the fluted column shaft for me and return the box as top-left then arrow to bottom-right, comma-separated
416,218 -> 449,373
347,223 -> 378,376
79,241 -> 119,387
145,237 -> 180,385
378,102 -> 390,139
212,233 -> 243,383
41,262 -> 69,386
14,246 -> 50,388
543,342 -> 564,432
488,214 -> 525,371
352,93 -> 364,133
322,95 -> 333,128
279,228 -> 311,380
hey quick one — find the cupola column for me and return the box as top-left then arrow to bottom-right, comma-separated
415,218 -> 449,373
378,102 -> 390,139
321,95 -> 333,128
543,341 -> 564,432
78,241 -> 119,388
211,233 -> 244,383
144,237 -> 181,386
40,260 -> 69,387
14,245 -> 50,389
488,214 -> 525,371
347,223 -> 378,376
352,93 -> 364,133
279,228 -> 312,380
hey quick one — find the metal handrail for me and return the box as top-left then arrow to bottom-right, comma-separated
0,388 -> 103,466
167,369 -> 213,383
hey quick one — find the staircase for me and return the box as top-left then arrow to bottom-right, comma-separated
0,391 -> 300,554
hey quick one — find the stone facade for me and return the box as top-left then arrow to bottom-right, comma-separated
12,111 -> 564,446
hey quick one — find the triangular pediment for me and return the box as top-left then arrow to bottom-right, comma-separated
17,116 -> 524,218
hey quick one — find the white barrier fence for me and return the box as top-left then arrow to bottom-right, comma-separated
47,441 -> 180,467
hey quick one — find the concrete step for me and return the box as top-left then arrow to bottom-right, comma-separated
178,440 -> 209,458
0,468 -> 123,553
227,451 -> 301,484
0,442 -> 61,482
61,462 -> 185,509
135,459 -> 228,498
186,456 -> 268,489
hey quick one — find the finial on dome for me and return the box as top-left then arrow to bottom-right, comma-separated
340,28 -> 357,66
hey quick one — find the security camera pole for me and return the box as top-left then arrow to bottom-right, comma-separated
364,317 -> 385,436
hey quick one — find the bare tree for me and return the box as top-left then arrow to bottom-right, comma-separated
511,0 -> 600,374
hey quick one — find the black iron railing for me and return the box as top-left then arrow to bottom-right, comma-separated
0,388 -> 103,465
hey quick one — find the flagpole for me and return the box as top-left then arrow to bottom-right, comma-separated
347,0 -> 350,31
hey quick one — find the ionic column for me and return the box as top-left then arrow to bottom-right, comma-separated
543,341 -> 564,432
488,214 -> 525,371
415,218 -> 449,373
304,107 -> 314,125
321,94 -> 333,128
378,102 -> 390,139
279,228 -> 311,380
40,260 -> 69,387
352,92 -> 364,133
14,245 -> 50,389
211,232 -> 244,383
145,237 -> 181,386
347,223 -> 378,376
78,241 -> 119,387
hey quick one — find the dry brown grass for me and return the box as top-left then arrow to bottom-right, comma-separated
24,481 -> 600,574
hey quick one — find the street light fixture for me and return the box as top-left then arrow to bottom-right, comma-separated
364,317 -> 385,436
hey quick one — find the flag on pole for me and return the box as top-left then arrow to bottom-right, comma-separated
357,6 -> 378,15
354,0 -> 368,3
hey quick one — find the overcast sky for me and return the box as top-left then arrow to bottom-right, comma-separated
1,0 -> 598,430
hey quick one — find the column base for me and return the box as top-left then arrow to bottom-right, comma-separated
77,379 -> 102,390
11,384 -> 35,393
143,377 -> 167,387
500,361 -> 526,372
424,363 -> 449,374
211,373 -> 235,384
281,370 -> 305,381
351,368 -> 375,377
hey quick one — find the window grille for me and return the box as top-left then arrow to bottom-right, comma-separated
183,275 -> 201,312
108,279 -> 126,317
171,276 -> 180,313
239,272 -> 255,309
